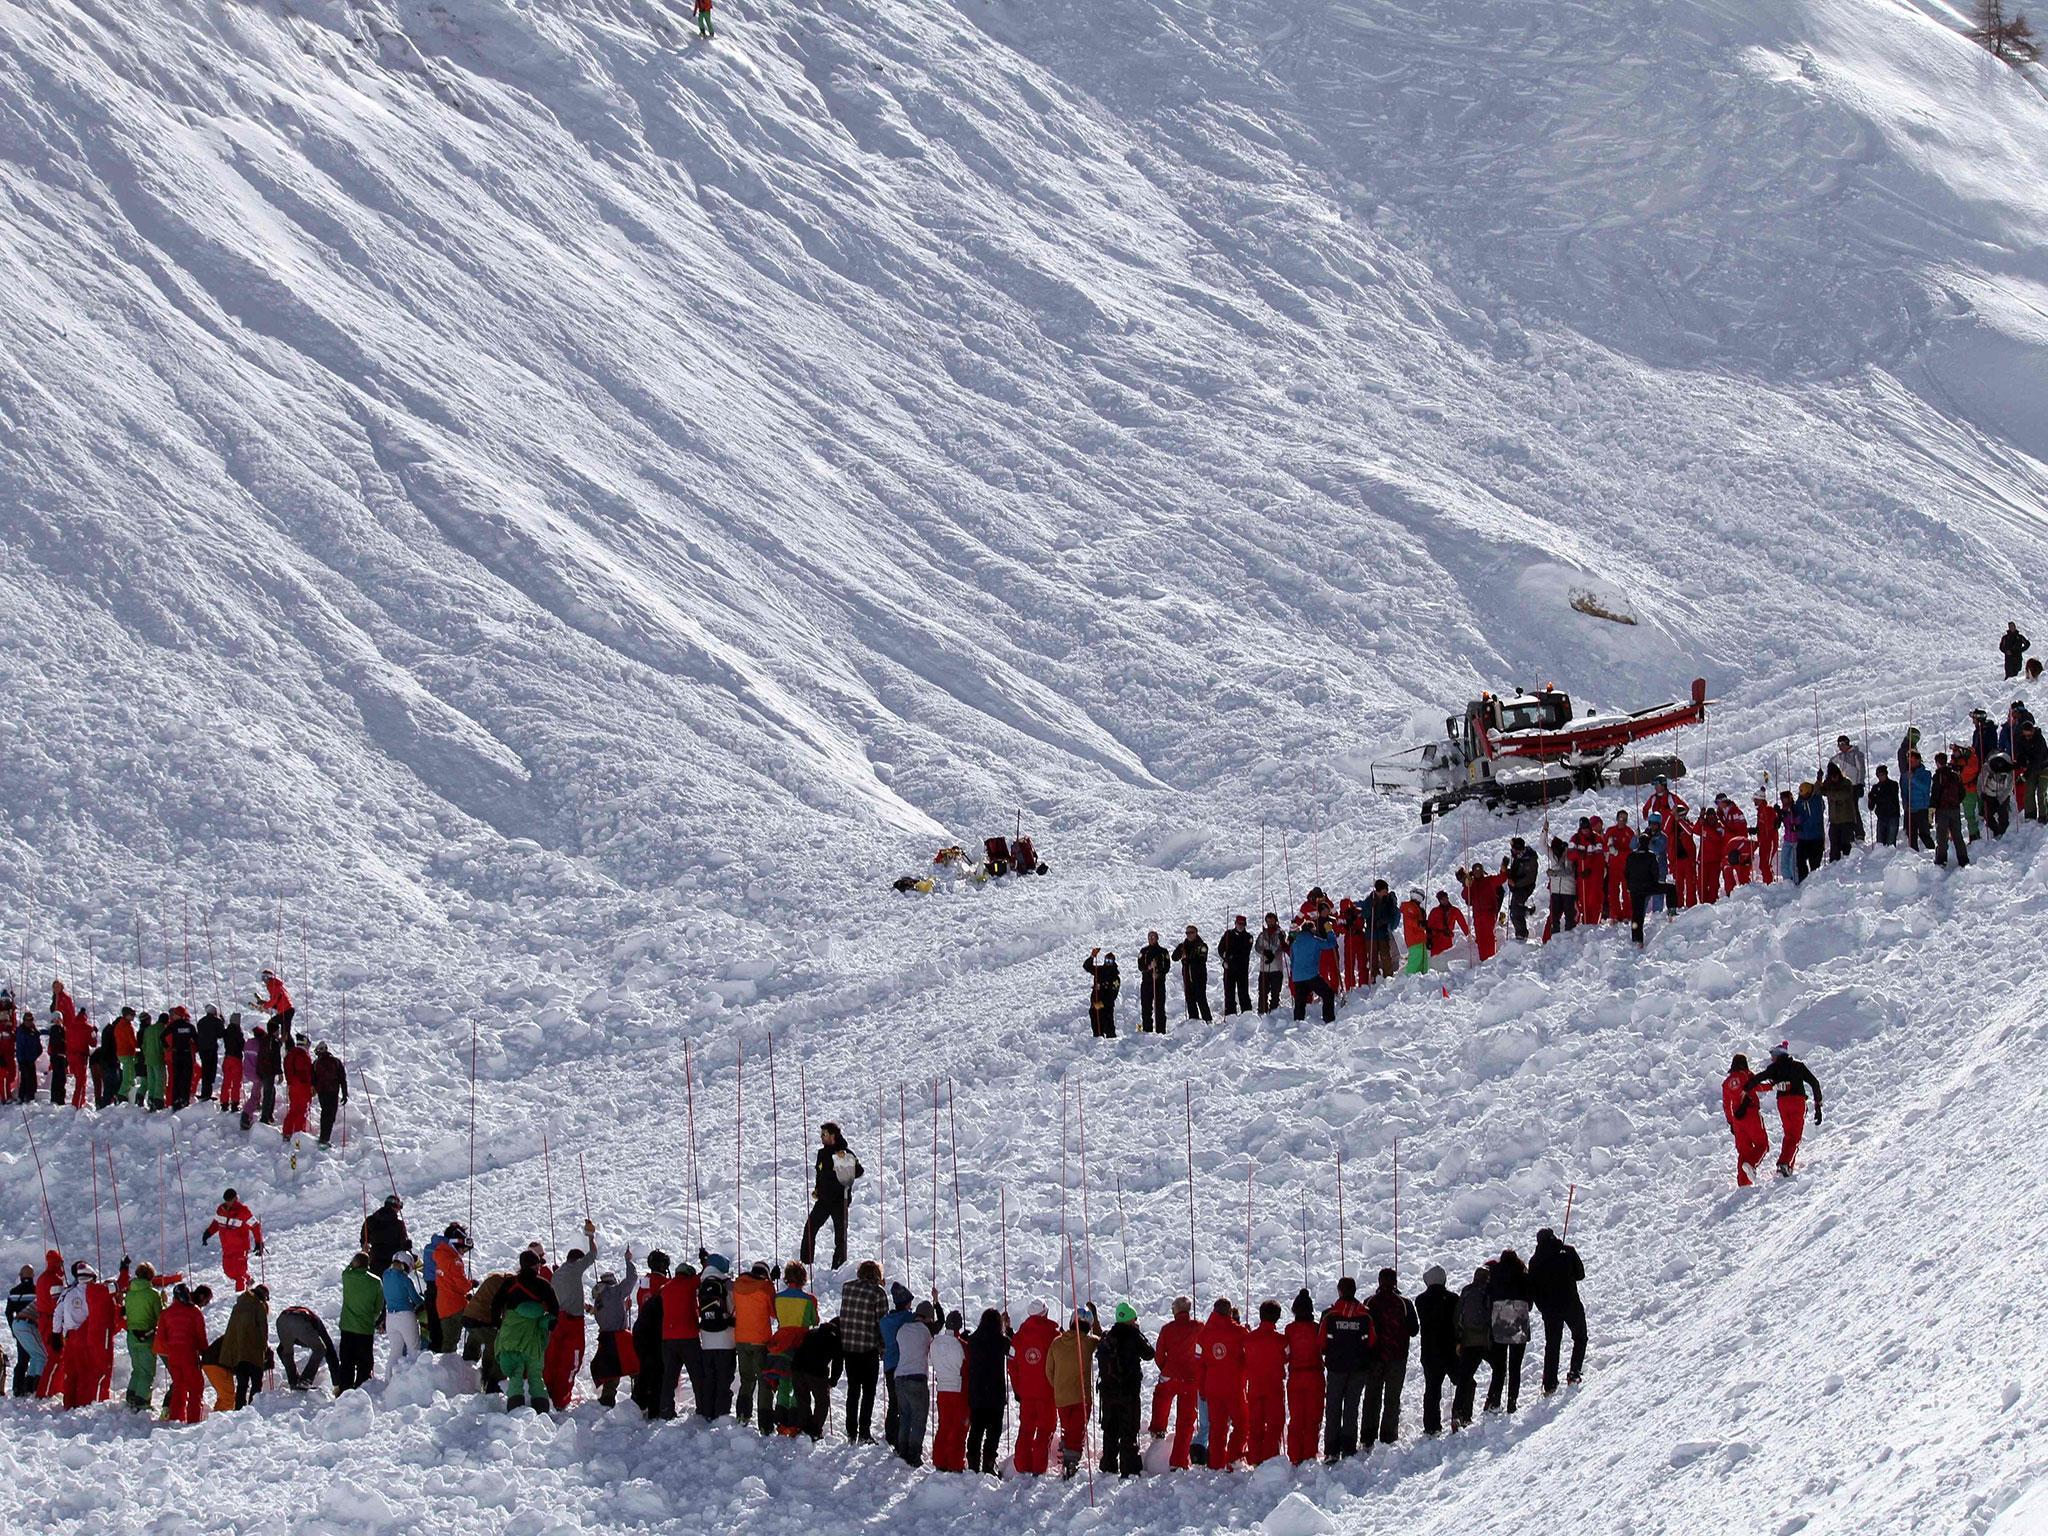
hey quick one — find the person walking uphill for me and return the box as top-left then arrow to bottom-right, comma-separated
1752,1042 -> 1823,1176
1529,1228 -> 1586,1394
1721,1054 -> 1770,1186
799,1123 -> 863,1272
694,0 -> 714,38
1171,926 -> 1212,1025
2002,621 -> 2031,679
1083,950 -> 1120,1038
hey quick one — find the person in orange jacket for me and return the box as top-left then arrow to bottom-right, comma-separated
1146,1295 -> 1201,1469
1459,862 -> 1507,963
1398,891 -> 1429,974
1242,1300 -> 1287,1464
1283,1289 -> 1323,1464
1008,1301 -> 1059,1474
202,1190 -> 263,1293
157,1283 -> 212,1423
1425,892 -> 1469,964
279,1038 -> 315,1140
1196,1297 -> 1248,1469
1721,1054 -> 1770,1186
733,1260 -> 776,1432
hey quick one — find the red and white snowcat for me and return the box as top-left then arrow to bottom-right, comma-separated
1369,678 -> 1710,822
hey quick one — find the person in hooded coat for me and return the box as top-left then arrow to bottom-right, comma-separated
1528,1228 -> 1587,1394
1485,1250 -> 1533,1413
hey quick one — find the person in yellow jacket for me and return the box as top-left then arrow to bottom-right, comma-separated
1046,1304 -> 1101,1480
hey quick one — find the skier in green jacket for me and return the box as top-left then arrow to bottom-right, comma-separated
124,1263 -> 171,1411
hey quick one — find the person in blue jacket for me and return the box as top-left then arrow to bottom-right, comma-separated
1904,749 -> 1934,851
382,1251 -> 426,1377
879,1281 -> 916,1448
1289,918 -> 1339,1023
14,1011 -> 42,1102
1793,782 -> 1827,880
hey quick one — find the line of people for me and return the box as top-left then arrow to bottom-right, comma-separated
1082,697 -> 2045,1033
2,972 -> 350,1145
2,1142 -> 1589,1485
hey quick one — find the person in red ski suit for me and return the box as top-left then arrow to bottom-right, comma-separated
1665,814 -> 1698,908
1196,1299 -> 1248,1469
1283,1289 -> 1323,1464
1604,813 -> 1636,921
279,1039 -> 314,1140
1753,795 -> 1779,884
158,1286 -> 211,1423
203,1192 -> 263,1293
1573,819 -> 1607,924
1147,1297 -> 1201,1469
58,1264 -> 119,1406
1721,1055 -> 1770,1186
53,984 -> 90,1108
1694,808 -> 1726,906
1425,893 -> 1468,961
1009,1303 -> 1059,1474
1242,1300 -> 1287,1464
1717,797 -> 1753,891
256,971 -> 294,1042
1752,1043 -> 1824,1176
35,1250 -> 66,1399
1336,900 -> 1369,992
1642,781 -> 1690,826
1460,862 -> 1507,963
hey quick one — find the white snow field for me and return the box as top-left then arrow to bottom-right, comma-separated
3,0 -> 2048,1529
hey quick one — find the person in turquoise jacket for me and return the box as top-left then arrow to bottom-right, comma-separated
382,1253 -> 425,1377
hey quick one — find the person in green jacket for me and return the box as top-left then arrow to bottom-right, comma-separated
141,1013 -> 168,1108
490,1252 -> 560,1412
124,1262 -> 170,1411
337,1254 -> 385,1392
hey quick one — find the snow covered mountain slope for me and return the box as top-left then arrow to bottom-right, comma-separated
2,0 -> 2047,1531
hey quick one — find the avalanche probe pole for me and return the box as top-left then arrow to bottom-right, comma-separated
1183,1080 -> 1197,1295
1336,1145 -> 1347,1281
580,1151 -> 592,1226
1562,1183 -> 1577,1238
947,1078 -> 965,1302
542,1125 -> 559,1262
735,1032 -> 744,1265
1113,1172 -> 1132,1298
107,1143 -> 126,1256
18,1110 -> 55,1246
1392,1137 -> 1400,1274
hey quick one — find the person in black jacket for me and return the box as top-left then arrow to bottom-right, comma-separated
1486,1250 -> 1534,1413
1528,1228 -> 1586,1392
166,1009 -> 198,1110
1319,1277 -> 1373,1459
196,1007 -> 226,1101
631,1252 -> 670,1417
91,1022 -> 119,1109
312,1044 -> 350,1147
792,1316 -> 843,1438
1450,1266 -> 1491,1428
1170,927 -> 1212,1025
360,1195 -> 411,1275
1751,1044 -> 1824,1175
1624,837 -> 1673,946
2001,622 -> 2031,679
1362,1267 -> 1419,1445
1413,1266 -> 1458,1434
1867,766 -> 1902,846
1507,838 -> 1539,941
799,1123 -> 863,1271
964,1308 -> 1011,1473
1135,933 -> 1171,1034
1096,1302 -> 1155,1475
1083,950 -> 1120,1038
256,1022 -> 282,1123
1216,917 -> 1253,1016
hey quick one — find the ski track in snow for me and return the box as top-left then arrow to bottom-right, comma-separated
2,0 -> 2048,1529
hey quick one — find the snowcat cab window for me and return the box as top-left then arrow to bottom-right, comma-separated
1498,694 -> 1571,733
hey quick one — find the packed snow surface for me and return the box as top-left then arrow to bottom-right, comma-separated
3,0 -> 2047,1530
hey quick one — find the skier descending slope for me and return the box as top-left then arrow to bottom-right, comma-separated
1751,1042 -> 1825,1176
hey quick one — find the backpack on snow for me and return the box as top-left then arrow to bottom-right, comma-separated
698,1274 -> 735,1334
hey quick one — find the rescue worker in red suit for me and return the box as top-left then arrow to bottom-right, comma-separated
1604,812 -> 1636,921
1460,861 -> 1507,963
157,1284 -> 211,1423
56,1262 -> 119,1406
1282,1289 -> 1323,1464
1146,1296 -> 1201,1469
1573,819 -> 1607,924
1242,1300 -> 1287,1463
1753,795 -> 1779,884
1008,1302 -> 1059,1475
1721,1054 -> 1770,1187
202,1190 -> 263,1293
35,1250 -> 65,1399
1336,900 -> 1368,992
1665,813 -> 1699,908
1196,1298 -> 1248,1469
1694,806 -> 1726,906
55,983 -> 90,1109
1752,1043 -> 1824,1176
1425,893 -> 1468,961
255,969 -> 294,1044
1718,797 -> 1754,891
1642,779 -> 1689,826
279,1037 -> 315,1140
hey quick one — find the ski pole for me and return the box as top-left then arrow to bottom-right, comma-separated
542,1124 -> 559,1262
